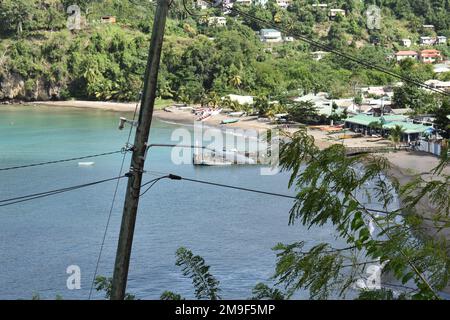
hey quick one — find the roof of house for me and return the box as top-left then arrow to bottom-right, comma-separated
380,115 -> 407,123
396,51 -> 418,56
382,121 -> 430,134
345,114 -> 381,126
261,29 -> 280,33
345,115 -> 429,134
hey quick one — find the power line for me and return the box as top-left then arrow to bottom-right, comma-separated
145,170 -> 449,224
0,176 -> 126,208
184,1 -> 449,97
0,150 -> 127,172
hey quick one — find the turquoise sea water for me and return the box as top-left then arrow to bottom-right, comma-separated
0,105 -> 342,299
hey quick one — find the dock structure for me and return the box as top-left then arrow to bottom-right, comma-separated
192,148 -> 267,166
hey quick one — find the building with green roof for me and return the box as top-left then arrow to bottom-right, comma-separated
345,114 -> 431,142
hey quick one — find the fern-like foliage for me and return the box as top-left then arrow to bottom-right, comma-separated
251,283 -> 286,300
175,247 -> 221,300
160,291 -> 184,300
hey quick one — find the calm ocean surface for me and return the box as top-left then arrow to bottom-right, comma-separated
0,105 -> 342,300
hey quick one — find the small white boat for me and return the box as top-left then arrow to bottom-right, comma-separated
78,162 -> 95,167
228,111 -> 246,117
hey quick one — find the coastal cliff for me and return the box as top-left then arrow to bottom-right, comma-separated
0,72 -> 63,101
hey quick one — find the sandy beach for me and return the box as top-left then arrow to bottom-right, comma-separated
29,101 -> 449,237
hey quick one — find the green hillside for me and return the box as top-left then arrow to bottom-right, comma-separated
0,0 -> 449,102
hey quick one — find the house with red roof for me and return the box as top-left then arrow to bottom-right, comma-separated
420,49 -> 442,64
395,50 -> 418,62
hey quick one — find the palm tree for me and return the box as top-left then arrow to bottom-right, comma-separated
229,74 -> 242,91
389,125 -> 405,148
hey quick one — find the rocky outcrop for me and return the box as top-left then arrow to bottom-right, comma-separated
0,73 -> 25,100
0,72 -> 63,101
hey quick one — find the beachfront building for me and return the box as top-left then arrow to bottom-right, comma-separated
420,49 -> 442,64
395,50 -> 418,62
293,92 -> 347,117
260,29 -> 283,43
224,94 -> 254,105
344,114 -> 431,142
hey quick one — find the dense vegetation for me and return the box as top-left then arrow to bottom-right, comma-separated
0,0 -> 448,107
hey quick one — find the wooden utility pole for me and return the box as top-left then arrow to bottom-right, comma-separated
110,0 -> 170,300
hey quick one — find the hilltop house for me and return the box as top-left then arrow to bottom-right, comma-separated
424,80 -> 450,92
400,39 -> 412,47
208,16 -> 226,27
311,51 -> 329,61
395,50 -> 418,62
420,49 -> 442,63
420,36 -> 435,46
312,3 -> 328,8
276,0 -> 292,9
100,16 -> 116,24
437,36 -> 447,45
434,61 -> 450,73
235,0 -> 252,5
196,0 -> 209,9
329,9 -> 346,18
260,29 -> 283,43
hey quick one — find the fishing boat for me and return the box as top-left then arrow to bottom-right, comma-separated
78,162 -> 95,167
221,118 -> 239,124
228,111 -> 246,117
196,108 -> 222,121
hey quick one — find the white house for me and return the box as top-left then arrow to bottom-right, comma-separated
436,36 -> 447,45
224,94 -> 254,105
311,51 -> 329,61
312,3 -> 328,9
284,36 -> 294,42
395,50 -> 418,62
276,0 -> 292,9
434,61 -> 450,73
424,80 -> 450,92
234,0 -> 252,5
260,29 -> 283,43
329,9 -> 346,18
400,39 -> 412,47
420,36 -> 435,46
196,0 -> 209,9
423,24 -> 435,30
208,16 -> 226,27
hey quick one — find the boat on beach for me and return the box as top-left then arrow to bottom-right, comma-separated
221,119 -> 240,124
195,108 -> 222,121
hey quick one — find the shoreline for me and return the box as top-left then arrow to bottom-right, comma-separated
7,101 -> 450,246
